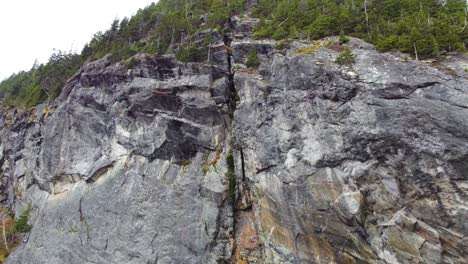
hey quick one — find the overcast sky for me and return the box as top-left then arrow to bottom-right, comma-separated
0,0 -> 157,81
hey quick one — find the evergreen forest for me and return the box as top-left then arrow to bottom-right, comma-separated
0,0 -> 466,108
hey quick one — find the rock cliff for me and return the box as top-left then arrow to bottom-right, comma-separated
0,30 -> 467,264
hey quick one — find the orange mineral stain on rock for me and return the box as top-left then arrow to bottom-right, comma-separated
240,220 -> 259,250
234,209 -> 262,264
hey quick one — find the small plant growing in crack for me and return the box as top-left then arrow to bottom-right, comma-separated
69,225 -> 79,234
245,46 -> 260,69
335,47 -> 356,66
15,204 -> 32,233
339,29 -> 350,44
202,149 -> 223,176
0,203 -> 34,260
180,160 -> 192,173
226,150 -> 236,201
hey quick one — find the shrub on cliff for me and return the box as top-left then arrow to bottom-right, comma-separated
335,47 -> 356,65
339,30 -> 350,44
0,208 -> 23,262
14,204 -> 32,233
245,46 -> 260,69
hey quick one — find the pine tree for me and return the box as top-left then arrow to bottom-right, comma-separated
15,204 -> 32,233
245,46 -> 261,68
339,29 -> 350,44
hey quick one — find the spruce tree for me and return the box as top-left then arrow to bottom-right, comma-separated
245,46 -> 261,69
15,204 -> 32,233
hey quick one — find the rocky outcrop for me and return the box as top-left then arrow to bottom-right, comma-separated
1,54 -> 235,264
0,35 -> 467,264
231,38 -> 468,263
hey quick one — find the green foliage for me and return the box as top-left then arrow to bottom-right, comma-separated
69,225 -> 79,233
202,164 -> 210,176
181,160 -> 192,167
0,208 -> 18,263
252,0 -> 467,58
275,40 -> 291,50
245,46 -> 261,68
180,159 -> 192,173
125,57 -> 138,69
81,0 -> 246,63
339,30 -> 350,44
0,51 -> 82,108
295,45 -> 320,54
226,150 -> 236,200
14,204 -> 32,233
335,47 -> 356,65
0,0 -> 247,108
1,0 -> 466,108
202,148 -> 223,175
295,39 -> 330,54
177,44 -> 207,63
272,27 -> 289,40
0,205 -> 34,262
376,36 -> 399,52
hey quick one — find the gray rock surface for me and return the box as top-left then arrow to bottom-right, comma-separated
232,38 -> 468,263
1,54 -> 234,264
0,36 -> 467,264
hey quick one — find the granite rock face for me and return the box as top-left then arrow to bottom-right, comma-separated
0,37 -> 467,264
232,38 -> 468,263
1,54 -> 235,264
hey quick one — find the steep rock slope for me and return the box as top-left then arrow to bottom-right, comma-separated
1,54 -> 235,263
232,38 -> 468,263
0,35 -> 467,264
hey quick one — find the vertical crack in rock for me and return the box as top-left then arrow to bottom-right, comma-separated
221,27 -> 263,263
223,30 -> 241,264
225,38 -> 238,118
240,148 -> 246,182
78,197 -> 91,244
202,29 -> 245,263
220,28 -> 255,264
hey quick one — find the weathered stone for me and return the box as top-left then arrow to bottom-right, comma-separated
233,38 -> 468,263
0,35 -> 467,264
231,40 -> 276,65
233,17 -> 259,39
2,55 -> 234,264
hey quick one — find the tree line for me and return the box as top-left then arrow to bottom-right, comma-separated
0,51 -> 82,108
0,0 -> 466,108
0,0 -> 247,108
252,0 -> 467,58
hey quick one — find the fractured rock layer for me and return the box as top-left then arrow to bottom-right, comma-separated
0,36 -> 467,264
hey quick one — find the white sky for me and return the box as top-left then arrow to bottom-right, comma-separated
0,0 -> 157,81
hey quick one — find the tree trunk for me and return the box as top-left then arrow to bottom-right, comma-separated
157,33 -> 160,49
413,42 -> 419,61
169,27 -> 176,49
2,219 -> 8,251
364,0 -> 370,37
